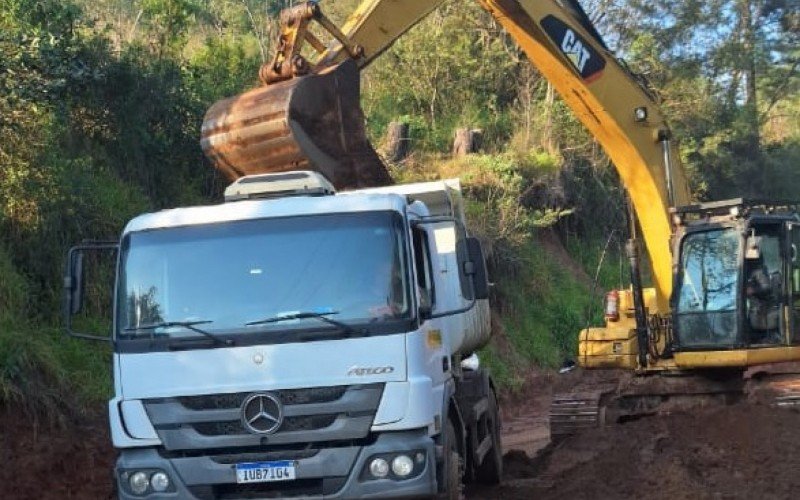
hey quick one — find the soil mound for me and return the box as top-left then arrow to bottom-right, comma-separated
472,403 -> 800,499
0,408 -> 115,499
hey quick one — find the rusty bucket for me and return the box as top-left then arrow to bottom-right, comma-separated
200,59 -> 391,190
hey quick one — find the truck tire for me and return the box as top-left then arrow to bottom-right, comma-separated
475,388 -> 503,484
438,418 -> 462,500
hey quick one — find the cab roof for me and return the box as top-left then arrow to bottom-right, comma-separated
123,192 -> 408,235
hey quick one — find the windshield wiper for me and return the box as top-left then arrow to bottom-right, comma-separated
124,320 -> 235,346
245,311 -> 359,337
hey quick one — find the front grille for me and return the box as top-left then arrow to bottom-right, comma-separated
214,479 -> 324,499
178,386 -> 349,411
200,477 -> 347,499
193,414 -> 338,436
280,414 -> 338,432
210,449 -> 319,465
143,384 -> 383,452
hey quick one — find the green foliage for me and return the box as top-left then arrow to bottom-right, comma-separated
0,247 -> 29,321
0,320 -> 111,413
363,3 -> 519,151
0,0 -> 258,410
141,0 -> 203,55
491,237 -> 596,374
0,0 -> 797,405
595,0 -> 800,200
186,35 -> 262,103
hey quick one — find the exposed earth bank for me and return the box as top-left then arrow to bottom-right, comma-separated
0,409 -> 114,499
4,389 -> 800,499
470,402 -> 800,500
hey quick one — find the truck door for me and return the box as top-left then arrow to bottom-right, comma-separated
787,223 -> 800,344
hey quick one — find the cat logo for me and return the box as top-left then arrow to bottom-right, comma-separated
541,15 -> 606,82
561,29 -> 592,73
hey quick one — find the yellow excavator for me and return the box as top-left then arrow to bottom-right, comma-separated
201,0 -> 800,438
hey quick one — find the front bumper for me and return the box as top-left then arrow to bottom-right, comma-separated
115,430 -> 436,499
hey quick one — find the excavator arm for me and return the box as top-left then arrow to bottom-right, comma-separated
201,0 -> 691,309
477,0 -> 691,309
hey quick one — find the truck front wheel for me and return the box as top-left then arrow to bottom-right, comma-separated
438,418 -> 462,500
475,388 -> 503,484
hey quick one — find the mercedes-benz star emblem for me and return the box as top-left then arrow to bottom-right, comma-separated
241,393 -> 284,434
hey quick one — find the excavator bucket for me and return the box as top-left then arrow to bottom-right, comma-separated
200,59 -> 392,190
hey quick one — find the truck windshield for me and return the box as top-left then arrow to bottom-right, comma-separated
117,211 -> 410,340
674,229 -> 740,348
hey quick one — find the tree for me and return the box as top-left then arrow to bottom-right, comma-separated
589,0 -> 799,198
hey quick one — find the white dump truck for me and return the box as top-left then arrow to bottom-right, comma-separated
64,171 -> 501,499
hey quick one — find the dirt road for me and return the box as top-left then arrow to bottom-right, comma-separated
468,371 -> 800,500
4,371 -> 800,499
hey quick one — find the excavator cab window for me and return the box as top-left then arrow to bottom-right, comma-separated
675,229 -> 741,348
744,225 -> 784,346
787,223 -> 800,344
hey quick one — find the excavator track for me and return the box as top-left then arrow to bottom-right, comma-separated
550,367 -> 800,440
549,372 -> 744,439
746,362 -> 800,408
549,392 -> 604,440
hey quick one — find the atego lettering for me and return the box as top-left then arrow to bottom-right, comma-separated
347,366 -> 395,376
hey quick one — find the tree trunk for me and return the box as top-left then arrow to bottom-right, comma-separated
543,82 -> 556,155
740,0 -> 761,155
453,128 -> 483,157
385,121 -> 411,162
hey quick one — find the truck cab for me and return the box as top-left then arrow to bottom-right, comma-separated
64,171 -> 501,499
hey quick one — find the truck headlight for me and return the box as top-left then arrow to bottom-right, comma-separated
129,471 -> 150,495
369,458 -> 390,478
391,455 -> 414,477
151,471 -> 170,492
362,451 -> 426,481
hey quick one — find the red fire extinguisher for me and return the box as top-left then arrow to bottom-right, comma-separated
605,290 -> 620,322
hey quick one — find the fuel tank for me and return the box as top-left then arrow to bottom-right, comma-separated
201,59 -> 392,190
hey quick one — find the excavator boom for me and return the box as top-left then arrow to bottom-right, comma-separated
201,0 -> 690,307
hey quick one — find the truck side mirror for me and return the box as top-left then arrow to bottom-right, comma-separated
464,237 -> 489,300
66,250 -> 85,315
64,241 -> 119,342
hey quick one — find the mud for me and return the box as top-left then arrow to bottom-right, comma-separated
470,402 -> 800,500
4,373 -> 800,499
0,409 -> 115,499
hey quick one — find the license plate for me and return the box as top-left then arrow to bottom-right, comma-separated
235,461 -> 296,484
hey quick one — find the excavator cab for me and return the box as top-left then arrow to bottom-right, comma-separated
671,200 -> 800,357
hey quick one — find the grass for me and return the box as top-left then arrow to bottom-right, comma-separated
0,246 -> 111,415
475,233 -> 605,392
0,319 -> 111,415
0,151 -> 623,408
393,153 -> 612,392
